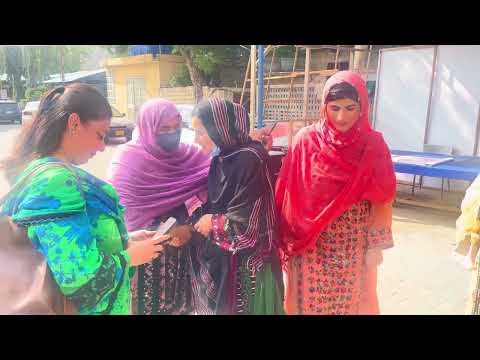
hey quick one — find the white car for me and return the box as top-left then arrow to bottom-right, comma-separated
21,101 -> 40,125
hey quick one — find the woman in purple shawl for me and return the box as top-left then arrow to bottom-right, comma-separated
108,99 -> 210,315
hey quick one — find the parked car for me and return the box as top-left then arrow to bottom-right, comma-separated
106,105 -> 135,143
0,100 -> 22,124
22,101 -> 41,126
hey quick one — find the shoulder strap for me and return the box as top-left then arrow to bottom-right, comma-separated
0,161 -> 81,207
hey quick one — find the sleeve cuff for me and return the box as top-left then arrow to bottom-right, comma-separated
212,213 -> 231,250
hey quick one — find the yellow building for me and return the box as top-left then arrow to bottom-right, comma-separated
103,54 -> 185,120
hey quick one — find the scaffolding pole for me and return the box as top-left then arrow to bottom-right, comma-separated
302,47 -> 311,127
249,45 -> 257,130
257,45 -> 264,128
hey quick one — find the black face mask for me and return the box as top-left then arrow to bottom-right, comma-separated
156,129 -> 181,152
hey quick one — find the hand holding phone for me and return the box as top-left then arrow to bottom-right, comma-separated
153,217 -> 177,244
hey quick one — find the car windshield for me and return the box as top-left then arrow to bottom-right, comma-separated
0,103 -> 19,112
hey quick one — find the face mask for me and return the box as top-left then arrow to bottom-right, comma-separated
156,129 -> 181,152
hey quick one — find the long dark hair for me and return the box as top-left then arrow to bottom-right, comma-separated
1,83 -> 112,183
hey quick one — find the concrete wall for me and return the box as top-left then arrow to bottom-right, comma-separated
158,86 -> 239,105
158,86 -> 208,105
104,54 -> 185,114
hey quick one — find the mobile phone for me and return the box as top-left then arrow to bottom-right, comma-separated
153,217 -> 177,244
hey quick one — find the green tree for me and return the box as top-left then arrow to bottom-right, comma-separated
101,45 -> 130,57
169,64 -> 192,87
24,46 -> 42,87
3,46 -> 24,101
173,45 -> 248,103
0,49 -> 5,74
19,46 -> 60,86
63,46 -> 91,73
24,85 -> 48,102
1,45 -> 105,101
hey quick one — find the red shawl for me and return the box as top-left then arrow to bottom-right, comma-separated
275,71 -> 396,258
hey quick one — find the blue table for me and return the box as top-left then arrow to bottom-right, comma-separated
392,150 -> 480,199
266,146 -> 480,182
391,150 -> 480,182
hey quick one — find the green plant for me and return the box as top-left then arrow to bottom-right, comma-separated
24,85 -> 48,102
101,45 -> 130,57
169,65 -> 192,87
173,45 -> 247,103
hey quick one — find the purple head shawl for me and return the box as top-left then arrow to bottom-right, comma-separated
108,98 -> 211,231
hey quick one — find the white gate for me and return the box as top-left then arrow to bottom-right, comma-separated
126,77 -> 146,121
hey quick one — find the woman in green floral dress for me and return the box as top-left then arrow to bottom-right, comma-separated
0,84 -> 167,315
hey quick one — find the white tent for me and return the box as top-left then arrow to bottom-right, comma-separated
372,45 -> 480,190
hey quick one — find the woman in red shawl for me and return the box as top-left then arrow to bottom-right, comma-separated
275,71 -> 396,315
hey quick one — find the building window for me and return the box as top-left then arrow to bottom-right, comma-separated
106,70 -> 115,104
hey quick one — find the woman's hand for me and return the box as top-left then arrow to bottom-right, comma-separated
365,248 -> 383,269
250,128 -> 273,151
168,225 -> 194,247
127,229 -> 157,251
127,233 -> 168,266
194,214 -> 213,237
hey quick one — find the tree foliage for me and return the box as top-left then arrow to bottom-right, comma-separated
172,45 -> 248,103
169,64 -> 192,87
3,46 -> 24,101
101,45 -> 130,57
0,45 -> 101,101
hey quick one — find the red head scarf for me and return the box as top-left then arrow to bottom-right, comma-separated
275,71 -> 396,258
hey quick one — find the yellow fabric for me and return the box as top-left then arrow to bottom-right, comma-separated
456,175 -> 480,247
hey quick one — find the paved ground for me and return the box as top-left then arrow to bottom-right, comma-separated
379,204 -> 471,314
0,124 -> 474,314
